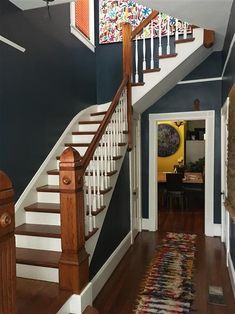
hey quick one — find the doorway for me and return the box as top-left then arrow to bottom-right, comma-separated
157,119 -> 205,234
148,111 -> 215,236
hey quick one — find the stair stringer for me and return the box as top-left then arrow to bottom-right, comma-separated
15,102 -> 111,227
132,28 -> 213,113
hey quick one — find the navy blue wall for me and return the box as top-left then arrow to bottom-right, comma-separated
0,1 -> 96,199
222,0 -> 235,269
141,79 -> 222,223
89,153 -> 130,279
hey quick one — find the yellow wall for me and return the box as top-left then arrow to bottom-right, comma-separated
157,121 -> 185,172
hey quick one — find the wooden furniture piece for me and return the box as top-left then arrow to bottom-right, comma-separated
0,171 -> 16,314
158,172 -> 203,184
166,173 -> 187,210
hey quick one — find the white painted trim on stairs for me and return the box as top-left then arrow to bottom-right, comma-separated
228,253 -> 235,298
57,283 -> 93,314
178,77 -> 222,85
91,232 -> 132,300
148,111 -> 215,237
15,102 -> 110,226
222,33 -> 235,78
0,35 -> 26,52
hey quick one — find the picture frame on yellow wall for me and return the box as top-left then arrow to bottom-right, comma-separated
158,123 -> 180,157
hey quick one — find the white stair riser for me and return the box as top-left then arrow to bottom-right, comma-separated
72,134 -> 94,143
78,124 -> 100,132
16,234 -> 61,251
26,212 -> 60,226
17,264 -> 59,283
38,191 -> 60,203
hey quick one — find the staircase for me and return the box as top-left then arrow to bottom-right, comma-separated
13,9 -> 214,314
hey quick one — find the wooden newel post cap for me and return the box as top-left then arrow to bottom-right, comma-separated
60,147 -> 82,164
0,171 -> 13,192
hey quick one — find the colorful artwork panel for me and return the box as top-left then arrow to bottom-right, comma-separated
99,0 -> 192,44
158,124 -> 180,157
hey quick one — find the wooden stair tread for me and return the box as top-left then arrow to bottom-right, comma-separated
16,248 -> 60,268
79,120 -> 102,124
85,228 -> 98,241
72,131 -> 96,135
83,305 -> 99,314
143,68 -> 161,73
24,202 -> 60,213
48,169 -> 117,177
15,223 -> 61,238
131,82 -> 145,87
85,186 -> 112,195
16,278 -> 72,314
159,53 -> 178,59
175,37 -> 195,44
56,154 -> 123,160
87,205 -> 106,216
64,142 -> 127,147
37,185 -> 60,193
90,111 -> 107,116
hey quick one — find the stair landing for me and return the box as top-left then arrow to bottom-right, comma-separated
16,277 -> 71,314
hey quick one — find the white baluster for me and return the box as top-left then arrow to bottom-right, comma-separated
175,18 -> 179,41
115,110 -> 119,157
96,146 -> 101,209
184,21 -> 187,39
135,36 -> 139,83
104,132 -> 108,189
100,137 -> 105,191
87,163 -> 93,233
158,13 -> 162,56
150,20 -> 154,69
110,119 -> 115,171
143,28 -> 146,70
92,156 -> 97,212
167,15 -> 170,55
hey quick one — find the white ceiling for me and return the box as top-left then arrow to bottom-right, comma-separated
9,0 -> 73,11
134,0 -> 233,50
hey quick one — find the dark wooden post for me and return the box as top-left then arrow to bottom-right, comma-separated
0,171 -> 16,314
122,23 -> 133,151
59,147 -> 89,293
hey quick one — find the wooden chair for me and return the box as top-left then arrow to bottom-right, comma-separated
166,173 -> 187,210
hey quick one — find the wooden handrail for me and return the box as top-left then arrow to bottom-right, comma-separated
0,171 -> 16,314
82,75 -> 129,171
131,10 -> 159,39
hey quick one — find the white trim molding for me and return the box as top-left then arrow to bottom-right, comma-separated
148,111 -> 215,237
222,33 -> 235,78
70,1 -> 95,52
91,232 -> 132,300
0,35 -> 25,53
178,77 -> 222,85
228,253 -> 235,298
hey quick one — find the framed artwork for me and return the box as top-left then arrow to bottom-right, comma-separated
158,124 -> 180,157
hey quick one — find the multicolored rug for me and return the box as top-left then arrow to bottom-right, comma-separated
134,232 -> 197,314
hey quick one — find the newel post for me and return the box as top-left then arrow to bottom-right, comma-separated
59,147 -> 89,293
0,171 -> 16,314
122,23 -> 133,151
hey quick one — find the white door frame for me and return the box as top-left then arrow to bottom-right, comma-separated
130,112 -> 142,243
221,98 -> 230,265
147,110 -> 215,236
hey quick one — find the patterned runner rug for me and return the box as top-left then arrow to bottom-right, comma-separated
134,232 -> 197,314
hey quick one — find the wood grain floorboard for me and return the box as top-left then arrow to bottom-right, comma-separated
94,210 -> 235,314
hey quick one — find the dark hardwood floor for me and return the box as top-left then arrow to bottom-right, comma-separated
94,209 -> 235,314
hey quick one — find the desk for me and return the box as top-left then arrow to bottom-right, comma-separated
158,172 -> 203,184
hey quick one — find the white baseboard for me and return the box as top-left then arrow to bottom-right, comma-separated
213,223 -> 222,237
91,232 -> 132,300
141,218 -> 157,231
57,283 -> 93,314
228,253 -> 235,298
